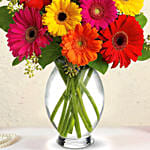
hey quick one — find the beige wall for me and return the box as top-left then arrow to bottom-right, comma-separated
0,0 -> 150,128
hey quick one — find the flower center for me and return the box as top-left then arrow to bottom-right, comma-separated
78,41 -> 83,47
112,31 -> 128,50
89,3 -> 104,20
58,12 -> 67,22
94,8 -> 100,15
25,26 -> 38,43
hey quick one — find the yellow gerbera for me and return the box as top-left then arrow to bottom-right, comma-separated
113,0 -> 144,16
42,0 -> 82,36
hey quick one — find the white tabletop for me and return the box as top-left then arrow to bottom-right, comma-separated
0,127 -> 150,150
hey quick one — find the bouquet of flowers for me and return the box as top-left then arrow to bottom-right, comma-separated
0,0 -> 150,140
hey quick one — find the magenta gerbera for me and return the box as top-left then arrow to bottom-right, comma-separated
80,0 -> 117,30
6,7 -> 50,61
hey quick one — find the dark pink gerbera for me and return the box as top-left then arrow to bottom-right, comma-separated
6,7 -> 51,61
80,0 -> 117,30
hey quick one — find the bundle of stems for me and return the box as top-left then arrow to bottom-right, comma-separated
50,58 -> 100,138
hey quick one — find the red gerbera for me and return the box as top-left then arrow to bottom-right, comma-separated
20,0 -> 51,10
99,15 -> 144,68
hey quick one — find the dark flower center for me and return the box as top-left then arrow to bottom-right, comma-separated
117,38 -> 124,46
25,27 -> 38,43
58,12 -> 67,21
112,31 -> 128,50
29,30 -> 35,38
89,3 -> 104,20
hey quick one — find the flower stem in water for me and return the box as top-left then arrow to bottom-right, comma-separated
77,88 -> 93,131
80,81 -> 100,120
50,91 -> 66,122
71,78 -> 81,138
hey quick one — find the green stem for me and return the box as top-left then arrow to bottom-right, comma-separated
71,78 -> 81,138
60,100 -> 72,135
75,68 -> 87,88
80,81 -> 100,120
77,88 -> 92,130
62,113 -> 74,137
51,64 -> 95,137
50,91 -> 65,122
84,68 -> 93,87
57,79 -> 71,132
57,96 -> 68,132
80,69 -> 87,82
78,106 -> 93,132
68,114 -> 75,134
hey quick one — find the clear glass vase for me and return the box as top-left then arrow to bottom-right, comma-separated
45,57 -> 104,149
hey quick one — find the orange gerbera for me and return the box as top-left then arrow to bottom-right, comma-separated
60,23 -> 103,66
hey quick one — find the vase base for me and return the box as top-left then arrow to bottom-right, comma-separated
57,135 -> 94,149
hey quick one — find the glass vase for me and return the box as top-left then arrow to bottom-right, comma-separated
45,57 -> 104,149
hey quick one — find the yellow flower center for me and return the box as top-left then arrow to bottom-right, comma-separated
89,3 -> 104,20
94,8 -> 100,15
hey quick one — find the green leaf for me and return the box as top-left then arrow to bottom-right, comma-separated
39,42 -> 62,69
88,54 -> 108,74
138,43 -> 150,61
12,57 -> 25,66
53,36 -> 62,44
0,6 -> 14,32
135,13 -> 147,28
55,57 -> 68,84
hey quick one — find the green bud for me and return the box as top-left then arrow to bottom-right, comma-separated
147,35 -> 150,41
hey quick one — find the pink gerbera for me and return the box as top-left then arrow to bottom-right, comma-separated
6,7 -> 50,61
80,0 -> 117,30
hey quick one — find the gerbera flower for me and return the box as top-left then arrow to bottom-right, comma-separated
80,0 -> 117,30
99,15 -> 144,68
60,23 -> 103,66
20,0 -> 51,10
42,0 -> 82,36
6,7 -> 50,61
113,0 -> 144,16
